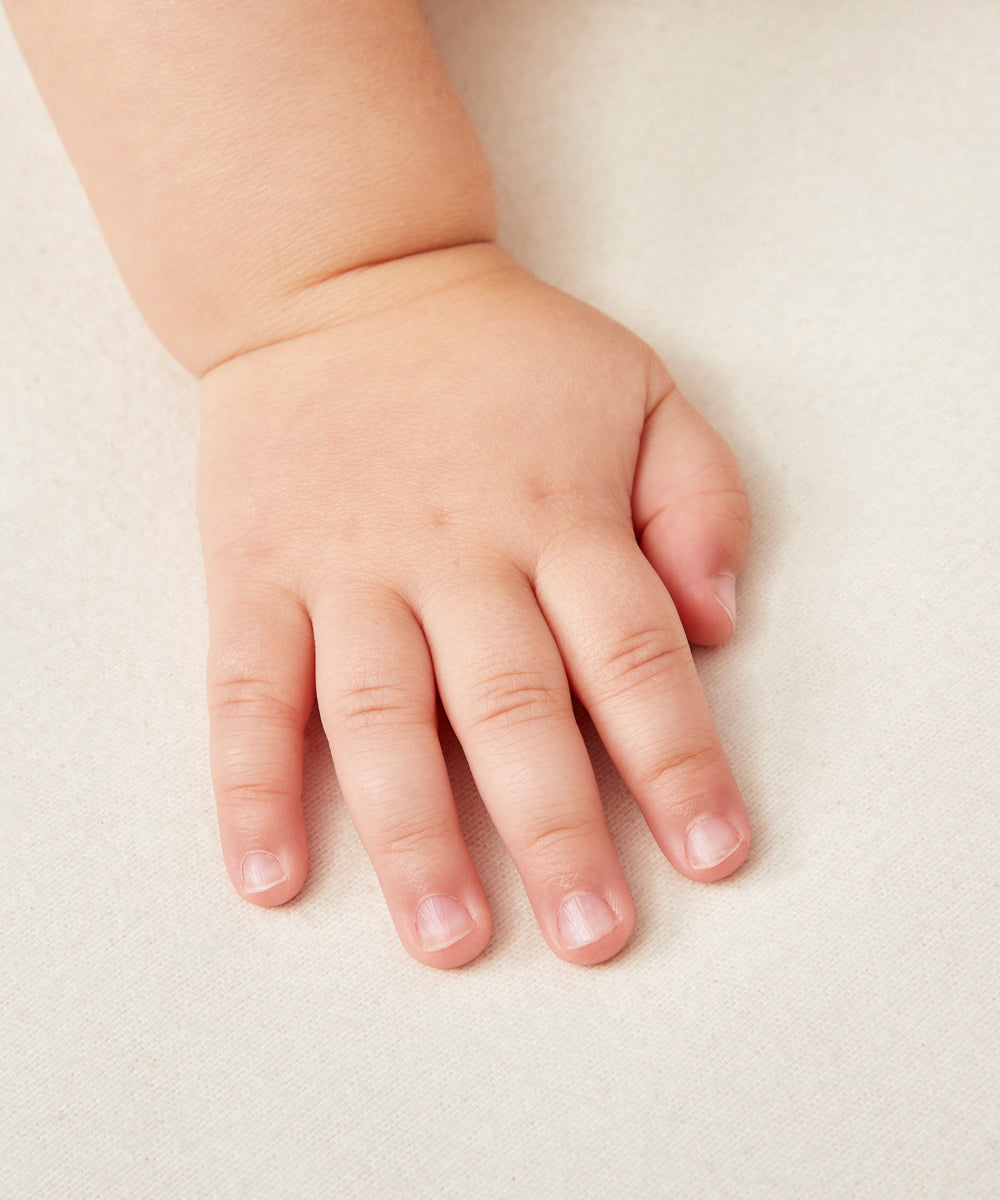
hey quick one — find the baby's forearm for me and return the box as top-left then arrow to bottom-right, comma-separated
4,0 -> 497,375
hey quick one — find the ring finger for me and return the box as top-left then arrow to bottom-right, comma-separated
314,585 -> 491,967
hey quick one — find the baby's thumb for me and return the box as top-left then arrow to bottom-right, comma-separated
632,382 -> 751,647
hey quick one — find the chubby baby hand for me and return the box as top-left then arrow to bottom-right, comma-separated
197,244 -> 751,967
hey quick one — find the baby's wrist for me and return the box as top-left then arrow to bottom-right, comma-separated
198,240 -> 519,381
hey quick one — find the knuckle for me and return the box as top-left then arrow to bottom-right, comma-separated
639,737 -> 721,796
688,464 -> 752,533
465,668 -> 563,735
375,813 -> 456,863
215,775 -> 291,815
208,673 -> 305,728
205,535 -> 293,578
710,486 -> 753,541
596,629 -> 689,698
515,810 -> 605,865
210,714 -> 298,810
335,678 -> 427,736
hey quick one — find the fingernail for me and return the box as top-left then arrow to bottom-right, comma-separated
713,573 -> 737,630
241,851 -> 288,893
557,892 -> 618,950
685,814 -> 743,869
415,895 -> 475,952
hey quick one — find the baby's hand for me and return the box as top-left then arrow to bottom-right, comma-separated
198,244 -> 751,966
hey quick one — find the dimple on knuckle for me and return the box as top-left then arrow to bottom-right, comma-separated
598,630 -> 688,696
206,536 -> 293,578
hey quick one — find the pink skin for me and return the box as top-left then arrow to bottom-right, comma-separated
198,245 -> 751,968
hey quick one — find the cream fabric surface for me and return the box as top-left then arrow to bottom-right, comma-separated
2,2 -> 998,1196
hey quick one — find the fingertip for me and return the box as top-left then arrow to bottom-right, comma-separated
673,570 -> 739,647
401,893 -> 493,969
241,849 -> 289,895
633,389 -> 750,646
545,888 -> 636,966
205,588 -> 315,911
214,746 -> 311,910
679,812 -> 751,883
228,841 -> 308,907
712,572 -> 737,635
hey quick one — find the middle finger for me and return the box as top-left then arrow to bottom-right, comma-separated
421,565 -> 636,964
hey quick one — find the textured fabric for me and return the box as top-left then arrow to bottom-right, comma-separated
2,2 -> 998,1196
